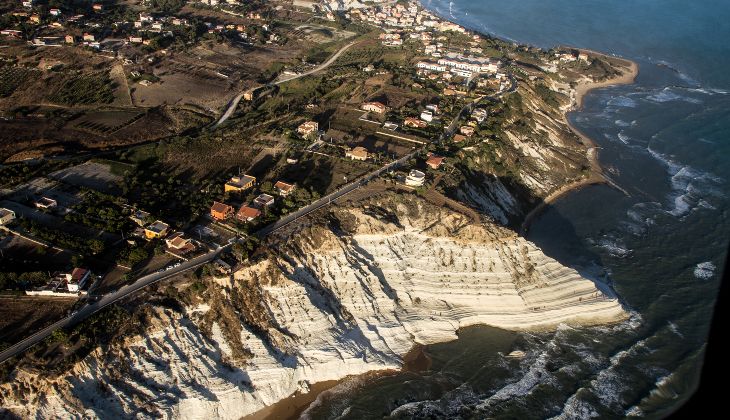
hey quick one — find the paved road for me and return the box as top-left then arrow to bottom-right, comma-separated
214,41 -> 358,128
0,245 -> 228,364
256,149 -> 420,237
256,92 -> 490,237
0,69 -> 507,364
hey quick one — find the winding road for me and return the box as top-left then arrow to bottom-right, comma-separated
0,59 -> 509,365
214,41 -> 358,128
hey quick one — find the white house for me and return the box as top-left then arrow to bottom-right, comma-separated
405,169 -> 425,187
0,208 -> 15,225
420,110 -> 433,122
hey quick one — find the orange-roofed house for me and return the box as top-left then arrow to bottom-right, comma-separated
404,117 -> 427,128
210,201 -> 234,220
346,146 -> 368,161
453,134 -> 466,143
274,181 -> 296,197
426,154 -> 444,169
361,101 -> 387,114
165,232 -> 196,255
236,205 -> 261,222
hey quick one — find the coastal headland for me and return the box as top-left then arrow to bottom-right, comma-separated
0,0 -> 637,418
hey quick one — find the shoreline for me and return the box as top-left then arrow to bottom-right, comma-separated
521,53 -> 639,235
244,345 -> 433,420
247,12 -> 640,420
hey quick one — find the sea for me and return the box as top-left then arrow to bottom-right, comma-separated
301,0 -> 730,418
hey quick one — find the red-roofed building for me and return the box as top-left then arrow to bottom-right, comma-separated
426,154 -> 444,169
210,201 -> 234,220
274,181 -> 296,197
361,101 -> 387,114
236,205 -> 261,222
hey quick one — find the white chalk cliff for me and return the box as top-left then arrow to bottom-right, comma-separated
0,194 -> 626,418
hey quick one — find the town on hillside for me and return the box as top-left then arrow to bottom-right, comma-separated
0,0 -> 618,352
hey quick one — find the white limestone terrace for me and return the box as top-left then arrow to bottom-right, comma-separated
0,194 -> 626,419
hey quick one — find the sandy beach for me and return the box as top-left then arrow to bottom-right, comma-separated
242,344 -> 433,420
521,53 -> 639,234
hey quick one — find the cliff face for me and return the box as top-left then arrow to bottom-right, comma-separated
0,193 -> 626,419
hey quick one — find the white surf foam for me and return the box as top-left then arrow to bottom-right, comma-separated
693,261 -> 716,280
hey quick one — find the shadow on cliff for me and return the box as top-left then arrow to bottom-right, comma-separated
448,173 -> 616,289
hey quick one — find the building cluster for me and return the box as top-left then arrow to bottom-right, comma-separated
209,175 -> 296,224
128,209 -> 199,257
25,267 -> 93,297
1,0 -> 275,51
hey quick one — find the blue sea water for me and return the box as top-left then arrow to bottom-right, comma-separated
303,1 -> 730,418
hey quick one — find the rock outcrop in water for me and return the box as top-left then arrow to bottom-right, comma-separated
0,193 -> 626,418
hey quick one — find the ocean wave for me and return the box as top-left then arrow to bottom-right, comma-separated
625,405 -> 644,417
693,261 -> 716,280
615,119 -> 631,127
607,96 -> 637,108
644,87 -> 702,104
617,132 -> 630,144
586,235 -> 633,258
646,146 -> 725,219
667,321 -> 684,338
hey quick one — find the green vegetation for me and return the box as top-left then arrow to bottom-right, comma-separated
48,72 -> 116,105
65,190 -> 131,234
0,271 -> 47,291
0,65 -> 39,98
16,218 -> 105,256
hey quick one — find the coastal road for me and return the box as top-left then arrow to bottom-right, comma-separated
0,245 -> 229,364
214,41 -> 358,128
255,149 -> 420,237
0,62 -> 503,364
257,89 -> 492,236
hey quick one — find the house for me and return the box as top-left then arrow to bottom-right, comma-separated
274,181 -> 296,197
210,201 -> 234,220
50,9 -> 61,16
30,14 -> 40,24
253,193 -> 275,209
144,220 -> 169,239
92,4 -> 103,11
459,125 -> 475,137
426,154 -> 444,169
64,268 -> 91,292
416,61 -> 446,72
404,117 -> 427,128
297,121 -> 319,137
67,268 -> 91,292
0,208 -> 15,225
35,197 -> 57,210
236,205 -> 261,222
165,232 -> 195,254
578,52 -> 590,62
420,110 -> 433,122
453,134 -> 467,143
1,30 -> 22,37
129,36 -> 143,43
82,33 -> 95,42
130,209 -> 151,226
361,102 -> 387,114
405,169 -> 425,187
426,104 -> 439,114
65,34 -> 75,44
346,146 -> 368,161
225,175 -> 256,193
